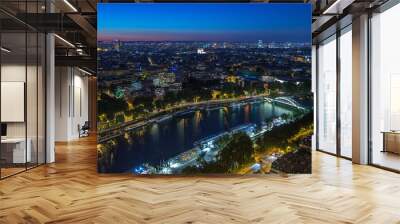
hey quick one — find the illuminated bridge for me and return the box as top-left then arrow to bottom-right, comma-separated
272,97 -> 307,111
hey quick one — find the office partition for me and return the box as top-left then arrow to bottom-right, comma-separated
0,1 -> 46,179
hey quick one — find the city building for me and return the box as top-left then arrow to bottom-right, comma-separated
113,40 -> 121,52
153,72 -> 176,87
260,75 -> 276,83
257,40 -> 263,48
197,48 -> 206,54
154,88 -> 166,98
168,82 -> 183,93
0,0 -> 399,223
129,81 -> 143,92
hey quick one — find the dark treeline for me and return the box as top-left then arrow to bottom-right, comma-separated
182,111 -> 313,174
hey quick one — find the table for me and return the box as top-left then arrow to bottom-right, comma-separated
1,138 -> 31,164
382,131 -> 400,154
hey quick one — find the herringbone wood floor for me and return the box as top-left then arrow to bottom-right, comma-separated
1,136 -> 400,224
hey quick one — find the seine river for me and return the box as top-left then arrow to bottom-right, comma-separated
107,101 -> 295,172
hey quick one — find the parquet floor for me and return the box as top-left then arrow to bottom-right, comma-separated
1,136 -> 400,224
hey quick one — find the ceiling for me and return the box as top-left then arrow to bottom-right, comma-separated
0,0 -> 97,73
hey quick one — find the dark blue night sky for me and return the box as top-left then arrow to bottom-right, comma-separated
98,3 -> 311,42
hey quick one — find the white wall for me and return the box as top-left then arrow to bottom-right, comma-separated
1,64 -> 26,138
55,67 -> 70,141
73,72 -> 89,138
1,64 -> 43,137
1,63 -> 46,164
55,67 -> 89,141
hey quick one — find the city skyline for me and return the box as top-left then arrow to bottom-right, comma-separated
98,3 -> 311,42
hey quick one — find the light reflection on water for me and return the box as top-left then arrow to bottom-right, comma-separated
109,101 -> 294,172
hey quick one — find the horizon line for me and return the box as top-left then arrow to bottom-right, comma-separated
97,39 -> 311,43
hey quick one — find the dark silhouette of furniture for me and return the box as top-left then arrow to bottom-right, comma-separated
79,121 -> 90,138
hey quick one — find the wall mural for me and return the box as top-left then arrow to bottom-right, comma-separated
97,3 -> 313,174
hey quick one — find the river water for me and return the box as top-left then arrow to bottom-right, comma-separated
107,101 -> 295,172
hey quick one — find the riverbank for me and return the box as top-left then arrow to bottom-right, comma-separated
98,94 -> 270,143
98,93 -> 270,132
98,94 -> 309,143
131,114 -> 299,175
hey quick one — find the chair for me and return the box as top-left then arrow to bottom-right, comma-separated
79,121 -> 90,138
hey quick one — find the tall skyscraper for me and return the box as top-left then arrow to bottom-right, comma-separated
257,40 -> 263,48
114,40 -> 121,52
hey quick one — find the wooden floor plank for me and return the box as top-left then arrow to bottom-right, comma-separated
1,136 -> 400,223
